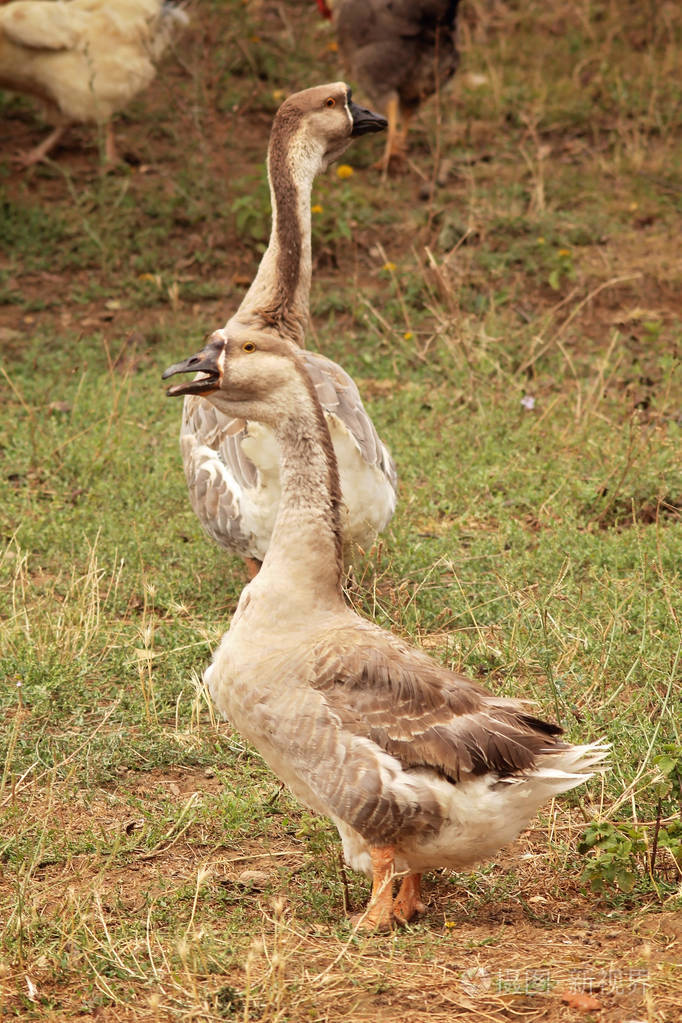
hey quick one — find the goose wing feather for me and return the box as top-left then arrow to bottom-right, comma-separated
180,398 -> 251,550
335,0 -> 459,107
303,351 -> 397,489
180,353 -> 396,556
337,0 -> 458,40
0,1 -> 187,128
309,622 -> 564,785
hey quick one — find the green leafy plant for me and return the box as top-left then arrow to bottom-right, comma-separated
655,821 -> 682,873
578,821 -> 647,894
230,172 -> 271,247
580,745 -> 682,895
652,744 -> 682,806
650,744 -> 682,878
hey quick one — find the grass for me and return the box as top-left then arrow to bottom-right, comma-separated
1,0 -> 681,1019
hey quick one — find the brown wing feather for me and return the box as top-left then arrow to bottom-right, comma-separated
183,399 -> 257,492
252,674 -> 445,846
310,622 -> 564,784
178,354 -> 396,557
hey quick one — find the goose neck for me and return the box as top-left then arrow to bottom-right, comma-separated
258,386 -> 344,603
235,135 -> 318,346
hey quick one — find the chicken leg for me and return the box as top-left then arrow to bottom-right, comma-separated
16,125 -> 66,167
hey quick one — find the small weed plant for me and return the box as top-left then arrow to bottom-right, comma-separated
579,745 -> 682,896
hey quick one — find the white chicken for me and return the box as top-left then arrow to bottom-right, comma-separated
0,0 -> 188,165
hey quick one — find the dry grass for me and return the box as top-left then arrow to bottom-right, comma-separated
1,769 -> 680,1021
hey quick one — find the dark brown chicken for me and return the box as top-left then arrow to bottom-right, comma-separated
317,0 -> 461,171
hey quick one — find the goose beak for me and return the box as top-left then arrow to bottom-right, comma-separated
162,339 -> 224,397
349,99 -> 387,137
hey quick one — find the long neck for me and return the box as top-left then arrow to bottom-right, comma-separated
233,133 -> 317,346
258,379 -> 344,603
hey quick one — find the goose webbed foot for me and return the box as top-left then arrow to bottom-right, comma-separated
393,873 -> 425,924
350,845 -> 395,931
350,855 -> 424,931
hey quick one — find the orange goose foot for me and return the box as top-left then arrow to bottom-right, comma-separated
393,873 -> 425,924
350,846 -> 395,931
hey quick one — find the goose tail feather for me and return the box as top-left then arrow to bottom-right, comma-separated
526,741 -> 610,798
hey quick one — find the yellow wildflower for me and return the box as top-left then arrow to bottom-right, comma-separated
337,164 -> 354,179
404,331 -> 413,341
311,204 -> 323,214
537,237 -> 545,245
382,261 -> 396,272
558,248 -> 571,257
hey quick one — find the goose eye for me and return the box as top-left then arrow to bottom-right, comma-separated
242,342 -> 256,353
324,97 -> 336,108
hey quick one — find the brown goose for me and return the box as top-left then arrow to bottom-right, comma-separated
317,0 -> 461,171
163,329 -> 608,930
179,83 -> 397,578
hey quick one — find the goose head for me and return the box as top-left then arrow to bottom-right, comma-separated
270,82 -> 387,175
163,329 -> 309,426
